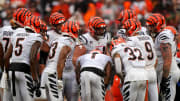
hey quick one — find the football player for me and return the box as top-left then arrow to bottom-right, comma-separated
40,20 -> 80,101
146,13 -> 180,101
76,49 -> 112,101
4,15 -> 46,101
123,19 -> 158,101
73,16 -> 111,66
0,8 -> 32,101
39,12 -> 66,75
111,36 -> 148,101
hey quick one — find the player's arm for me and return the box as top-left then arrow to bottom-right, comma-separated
0,42 -> 4,68
4,43 -> 13,71
57,45 -> 71,80
39,41 -> 50,74
113,53 -> 124,82
160,43 -> 172,78
75,61 -> 81,84
72,45 -> 86,67
104,61 -> 111,88
30,41 -> 41,81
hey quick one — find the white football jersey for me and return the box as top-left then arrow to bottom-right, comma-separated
111,43 -> 147,81
77,53 -> 112,71
154,29 -> 178,72
128,35 -> 157,68
44,34 -> 76,73
79,32 -> 111,52
0,26 -> 14,52
46,30 -> 62,47
11,29 -> 43,65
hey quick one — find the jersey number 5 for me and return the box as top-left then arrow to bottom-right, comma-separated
15,38 -> 24,56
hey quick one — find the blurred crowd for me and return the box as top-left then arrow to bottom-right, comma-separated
0,0 -> 180,34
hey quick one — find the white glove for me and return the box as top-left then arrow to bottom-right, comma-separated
57,80 -> 63,91
0,71 -> 8,89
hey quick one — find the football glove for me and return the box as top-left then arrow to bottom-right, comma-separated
57,79 -> 63,91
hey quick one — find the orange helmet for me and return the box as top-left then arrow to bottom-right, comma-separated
61,20 -> 80,38
24,16 -> 41,33
117,9 -> 137,27
49,12 -> 66,26
146,13 -> 166,33
122,19 -> 141,36
88,16 -> 106,38
110,37 -> 126,51
13,8 -> 32,27
163,26 -> 177,35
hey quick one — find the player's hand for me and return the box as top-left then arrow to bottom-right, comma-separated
57,79 -> 63,91
33,80 -> 41,97
160,76 -> 171,97
35,88 -> 41,97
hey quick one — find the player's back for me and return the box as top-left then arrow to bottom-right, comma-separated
111,43 -> 147,81
11,30 -> 42,65
0,26 -> 15,52
78,53 -> 112,71
45,34 -> 76,73
46,30 -> 62,47
128,35 -> 157,68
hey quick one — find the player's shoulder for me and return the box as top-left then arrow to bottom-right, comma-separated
136,34 -> 152,41
1,26 -> 12,30
13,28 -> 26,36
15,27 -> 25,32
58,33 -> 75,45
0,26 -> 14,34
47,30 -> 59,36
78,53 -> 89,60
157,30 -> 173,41
99,54 -> 112,59
79,33 -> 90,44
26,33 -> 42,42
111,43 -> 126,56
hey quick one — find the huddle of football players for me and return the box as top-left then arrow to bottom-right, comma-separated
0,7 -> 179,101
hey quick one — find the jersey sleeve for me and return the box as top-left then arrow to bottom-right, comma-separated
32,34 -> 43,43
111,45 -> 120,57
158,32 -> 173,44
117,29 -> 126,35
105,32 -> 112,41
63,38 -> 75,49
79,35 -> 88,45
46,32 -> 53,46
